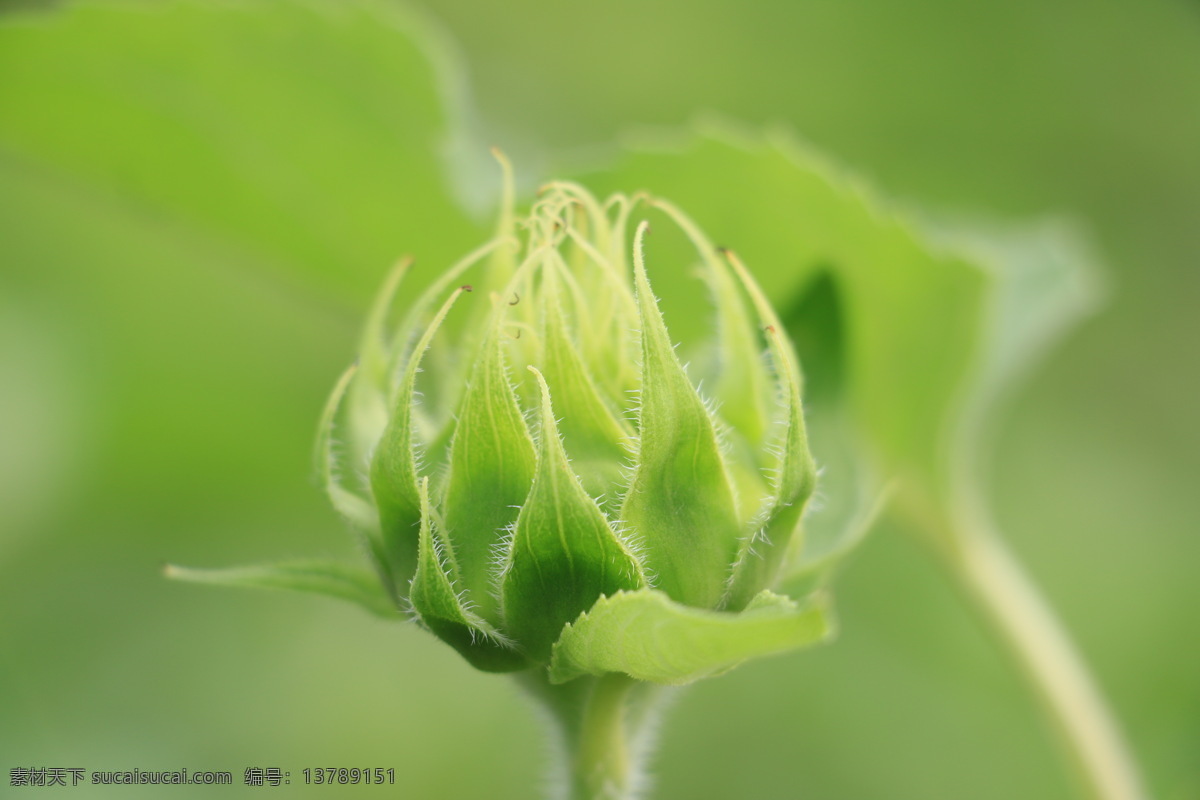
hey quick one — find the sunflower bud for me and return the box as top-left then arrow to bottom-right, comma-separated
322,158 -> 820,676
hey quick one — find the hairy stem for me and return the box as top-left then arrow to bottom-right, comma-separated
568,673 -> 637,800
947,514 -> 1147,800
519,671 -> 667,800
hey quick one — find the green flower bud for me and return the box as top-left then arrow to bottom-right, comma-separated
322,156 -> 818,676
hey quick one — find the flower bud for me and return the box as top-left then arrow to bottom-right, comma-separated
323,159 -> 817,675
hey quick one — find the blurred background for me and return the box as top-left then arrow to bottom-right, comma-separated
1,1 -> 1197,798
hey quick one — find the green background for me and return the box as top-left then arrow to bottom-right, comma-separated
1,1 -> 1197,798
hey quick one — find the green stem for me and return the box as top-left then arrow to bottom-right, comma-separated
569,673 -> 637,800
518,671 -> 664,800
946,514 -> 1147,800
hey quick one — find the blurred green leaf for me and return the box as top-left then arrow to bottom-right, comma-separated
0,0 -> 484,304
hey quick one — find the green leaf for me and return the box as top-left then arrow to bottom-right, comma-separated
0,0 -> 494,599
548,588 -> 832,685
922,217 -> 1101,453
165,561 -> 399,619
500,368 -> 645,662
0,0 -> 483,305
619,223 -> 742,609
442,315 -> 537,622
409,479 -> 529,673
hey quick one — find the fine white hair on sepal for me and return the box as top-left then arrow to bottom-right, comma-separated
610,521 -> 654,588
489,520 -> 520,584
612,458 -> 640,507
454,584 -> 478,615
610,520 -> 647,564
487,518 -> 525,622
426,522 -> 453,577
400,580 -> 421,620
